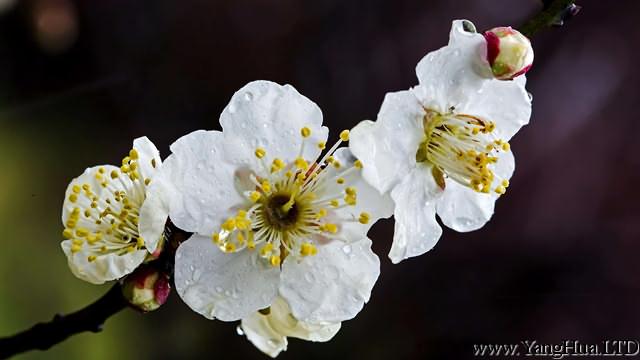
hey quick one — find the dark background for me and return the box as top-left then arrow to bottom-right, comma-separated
0,0 -> 638,359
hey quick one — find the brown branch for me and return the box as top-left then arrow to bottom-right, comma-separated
0,284 -> 127,359
519,0 -> 581,37
0,223 -> 190,359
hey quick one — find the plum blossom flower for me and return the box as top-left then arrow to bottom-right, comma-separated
162,80 -> 393,325
60,137 -> 171,284
240,296 -> 341,357
349,20 -> 533,263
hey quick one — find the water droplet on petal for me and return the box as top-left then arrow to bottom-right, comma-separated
236,325 -> 245,336
244,92 -> 254,101
304,272 -> 315,283
267,339 -> 278,347
215,286 -> 223,294
342,244 -> 352,255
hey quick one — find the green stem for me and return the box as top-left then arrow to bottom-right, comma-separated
519,0 -> 580,37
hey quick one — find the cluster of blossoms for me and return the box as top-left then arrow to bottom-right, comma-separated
60,20 -> 532,357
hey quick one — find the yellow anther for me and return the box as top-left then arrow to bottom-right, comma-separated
100,245 -> 108,252
326,156 -> 334,164
120,164 -> 130,173
151,158 -> 157,168
69,193 -> 78,203
75,228 -> 89,238
330,199 -> 340,207
249,191 -> 262,202
260,243 -> 274,256
110,170 -> 119,179
122,157 -> 130,166
212,233 -> 220,244
255,147 -> 266,159
62,228 -> 73,239
260,179 -> 271,193
340,129 -> 350,141
359,212 -> 371,224
237,232 -> 245,243
222,218 -> 236,232
144,178 -> 151,186
316,208 -> 328,219
87,255 -> 97,262
301,127 -> 311,138
501,179 -> 510,188
129,149 -> 139,160
502,142 -> 510,151
336,177 -> 345,184
345,187 -> 357,196
72,185 -> 81,194
224,242 -> 236,252
333,160 -> 341,169
317,141 -> 326,150
84,210 -> 91,218
472,127 -> 480,135
127,246 -> 136,253
495,185 -> 506,194
344,195 -> 357,206
235,216 -> 251,230
247,241 -> 256,250
300,243 -> 317,257
295,157 -> 309,170
70,244 -> 81,253
136,237 -> 145,248
270,255 -> 281,267
285,170 -> 293,178
130,162 -> 138,171
271,158 -> 285,173
354,160 -> 363,169
323,223 -> 338,234
72,238 -> 83,246
98,167 -> 105,174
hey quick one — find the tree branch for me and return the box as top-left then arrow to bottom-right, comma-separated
0,224 -> 190,359
519,0 -> 581,37
0,284 -> 127,359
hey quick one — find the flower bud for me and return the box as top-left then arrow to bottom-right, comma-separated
121,266 -> 170,312
483,26 -> 533,80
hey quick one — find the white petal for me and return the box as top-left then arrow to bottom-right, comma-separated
414,20 -> 490,111
138,176 -> 173,254
163,130 -> 244,235
174,234 -> 280,321
132,136 -> 162,181
241,311 -> 288,358
349,90 -> 424,194
389,164 -> 443,263
61,241 -> 146,284
279,238 -> 379,324
436,149 -> 514,232
458,77 -> 532,141
220,80 -> 328,173
241,297 -> 341,358
330,148 -> 394,242
61,165 -> 124,223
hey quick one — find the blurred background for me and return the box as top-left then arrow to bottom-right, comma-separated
0,0 -> 638,359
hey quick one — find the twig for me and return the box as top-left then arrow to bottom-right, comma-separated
0,224 -> 190,359
0,284 -> 127,359
519,0 -> 581,37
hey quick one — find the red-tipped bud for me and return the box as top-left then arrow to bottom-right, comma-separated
484,27 -> 534,80
122,266 -> 170,312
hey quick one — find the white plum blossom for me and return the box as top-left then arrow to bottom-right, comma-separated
350,20 -> 533,263
60,137 -> 171,284
162,81 -> 393,328
240,296 -> 341,357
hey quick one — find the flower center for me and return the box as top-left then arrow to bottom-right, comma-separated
62,149 -> 156,263
212,128 -> 370,267
416,109 -> 510,194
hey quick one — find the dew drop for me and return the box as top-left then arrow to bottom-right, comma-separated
342,244 -> 352,255
527,92 -> 533,102
304,272 -> 315,283
244,92 -> 254,101
236,325 -> 245,336
215,286 -> 223,294
267,339 -> 278,347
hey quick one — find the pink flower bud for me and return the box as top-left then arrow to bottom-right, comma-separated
121,266 -> 170,312
484,27 -> 533,80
